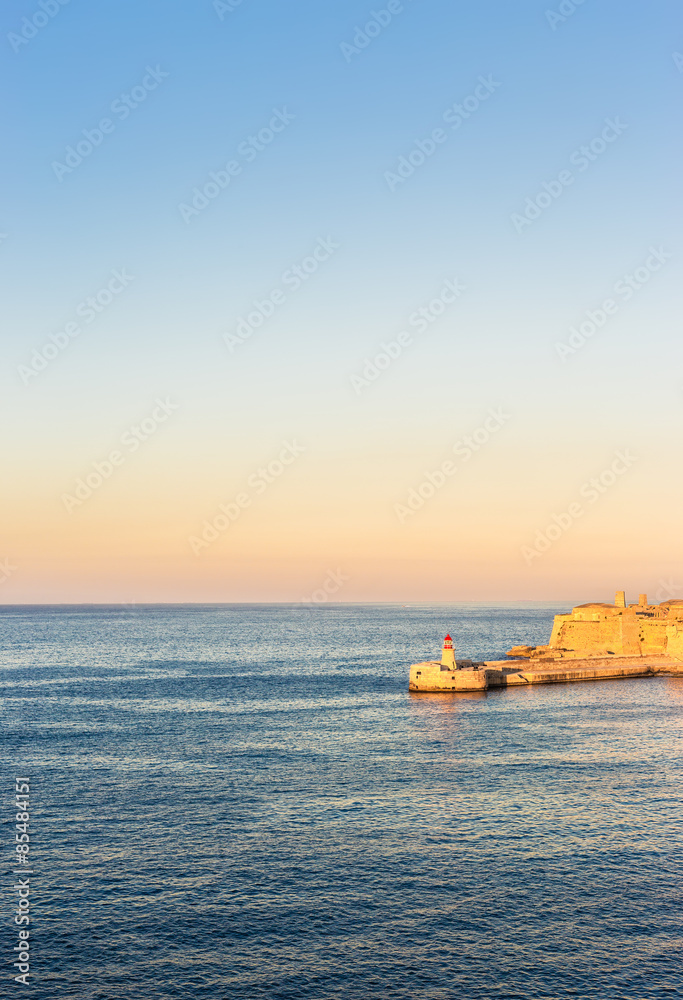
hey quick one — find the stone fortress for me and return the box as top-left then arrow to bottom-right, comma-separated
508,591 -> 683,663
409,592 -> 683,693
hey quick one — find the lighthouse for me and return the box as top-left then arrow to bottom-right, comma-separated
441,634 -> 456,668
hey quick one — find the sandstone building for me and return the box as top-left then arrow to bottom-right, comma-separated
507,592 -> 683,662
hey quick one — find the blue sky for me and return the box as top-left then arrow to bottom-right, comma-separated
2,0 -> 682,601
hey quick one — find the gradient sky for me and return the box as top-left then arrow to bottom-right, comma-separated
1,0 -> 681,603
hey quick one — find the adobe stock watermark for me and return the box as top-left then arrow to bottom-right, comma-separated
117,600 -> 144,617
214,0 -> 249,18
521,449 -> 637,564
546,0 -> 589,30
13,778 -> 32,985
394,407 -> 511,523
384,75 -> 501,192
8,0 -> 70,54
188,440 -> 306,555
223,237 -> 339,352
555,247 -> 672,362
350,278 -> 466,394
655,578 -> 683,603
61,398 -> 179,513
18,269 -> 134,385
511,117 -> 628,234
52,67 -> 169,181
301,569 -> 350,612
674,52 -> 683,73
0,558 -> 17,585
340,1 -> 413,63
178,108 -> 295,223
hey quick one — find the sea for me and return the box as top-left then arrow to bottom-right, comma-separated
2,603 -> 682,1000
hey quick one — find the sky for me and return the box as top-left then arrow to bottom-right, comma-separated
1,0 -> 682,604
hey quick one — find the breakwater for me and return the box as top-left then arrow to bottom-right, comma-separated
409,656 -> 683,692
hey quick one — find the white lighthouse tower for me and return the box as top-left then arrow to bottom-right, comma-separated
441,633 -> 456,669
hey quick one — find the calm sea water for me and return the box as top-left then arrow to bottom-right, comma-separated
2,604 -> 683,1000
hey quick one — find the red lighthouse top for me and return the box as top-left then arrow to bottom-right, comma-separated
443,634 -> 453,645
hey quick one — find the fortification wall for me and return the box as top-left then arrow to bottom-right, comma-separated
546,602 -> 682,659
666,626 -> 683,660
548,614 -> 571,646
552,617 -> 622,655
640,620 -> 669,656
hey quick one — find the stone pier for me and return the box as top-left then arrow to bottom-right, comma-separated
408,655 -> 683,692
